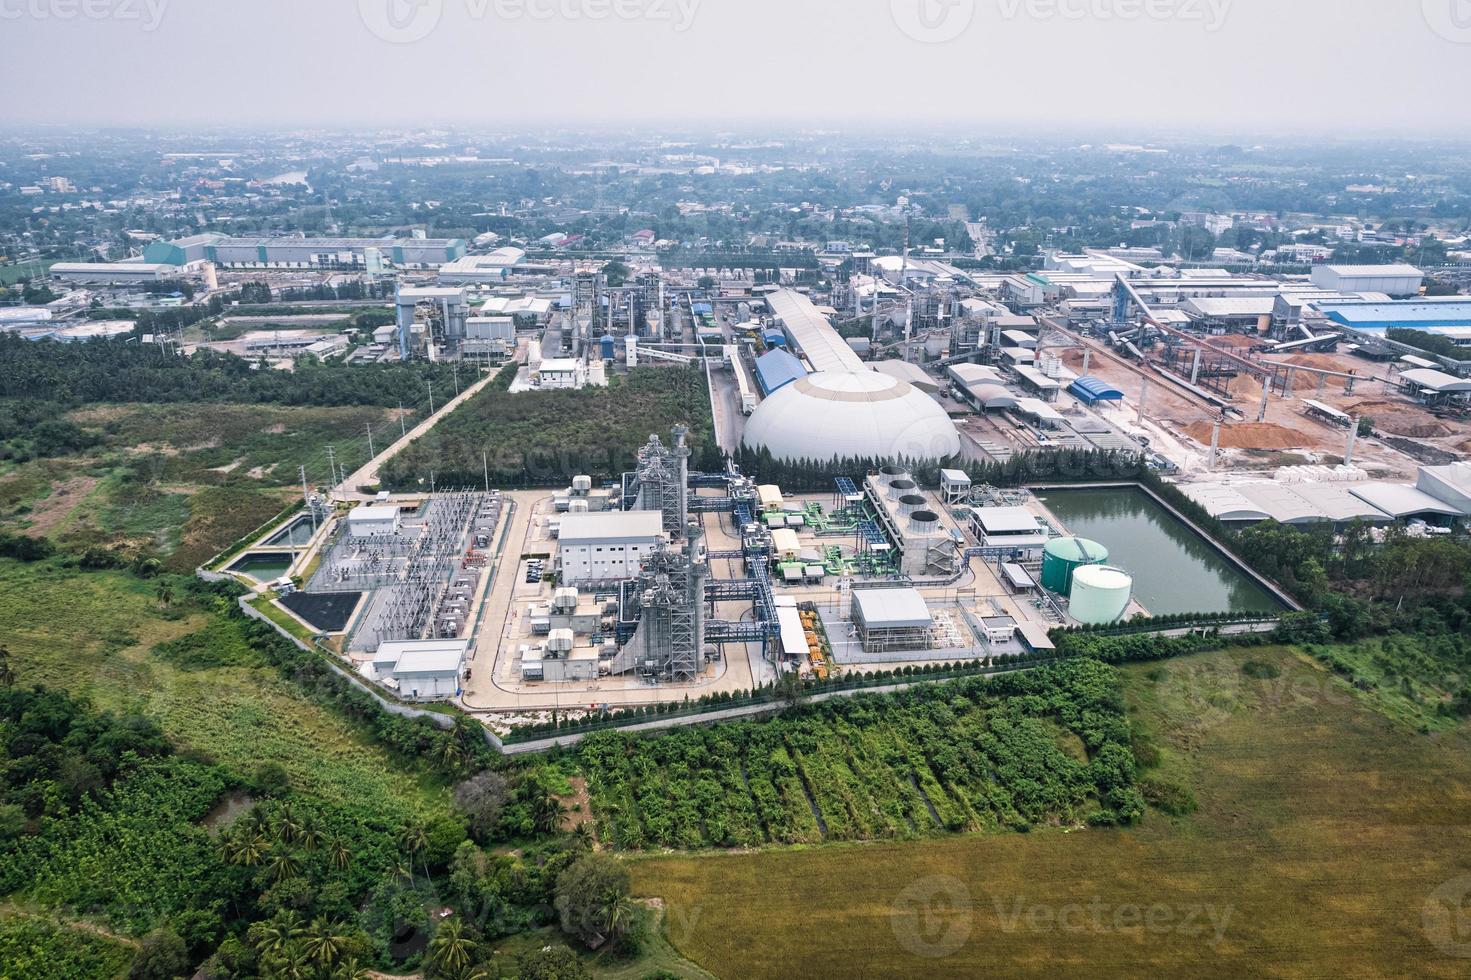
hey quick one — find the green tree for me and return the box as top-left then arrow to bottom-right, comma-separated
129,927 -> 189,980
515,946 -> 590,980
426,918 -> 478,978
247,910 -> 304,958
302,917 -> 351,968
554,852 -> 634,949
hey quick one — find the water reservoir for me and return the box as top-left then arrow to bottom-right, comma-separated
1036,487 -> 1283,615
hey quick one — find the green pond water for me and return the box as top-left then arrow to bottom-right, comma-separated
1034,487 -> 1285,616
228,554 -> 293,582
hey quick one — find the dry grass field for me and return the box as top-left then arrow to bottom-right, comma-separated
630,646 -> 1471,978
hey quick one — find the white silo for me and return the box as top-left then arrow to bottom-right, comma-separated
1069,565 -> 1133,626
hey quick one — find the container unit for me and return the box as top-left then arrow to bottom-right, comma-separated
1040,537 -> 1110,594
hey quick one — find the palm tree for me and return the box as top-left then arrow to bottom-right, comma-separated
224,832 -> 272,867
399,822 -> 431,883
264,946 -> 313,980
275,803 -> 302,845
600,892 -> 638,945
155,582 -> 174,610
332,958 -> 371,980
327,835 -> 352,872
267,848 -> 302,884
302,917 -> 350,968
247,910 -> 304,957
425,918 -> 476,978
531,792 -> 565,835
298,819 -> 322,852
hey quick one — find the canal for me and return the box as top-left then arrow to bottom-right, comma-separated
1033,486 -> 1285,616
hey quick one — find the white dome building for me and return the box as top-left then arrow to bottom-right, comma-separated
743,371 -> 961,463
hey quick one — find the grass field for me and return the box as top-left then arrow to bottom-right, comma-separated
630,646 -> 1471,978
1,402 -> 401,569
0,559 -> 453,819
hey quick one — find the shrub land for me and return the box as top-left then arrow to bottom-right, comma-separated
381,366 -> 722,489
578,659 -> 1144,850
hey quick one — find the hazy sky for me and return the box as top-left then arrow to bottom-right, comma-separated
4,0 -> 1470,135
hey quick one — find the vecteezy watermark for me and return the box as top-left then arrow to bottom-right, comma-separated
1422,0 -> 1471,44
1424,876 -> 1471,958
0,0 -> 168,31
358,0 -> 700,44
890,0 -> 976,44
891,876 -> 975,958
997,0 -> 1232,32
890,876 -> 1234,958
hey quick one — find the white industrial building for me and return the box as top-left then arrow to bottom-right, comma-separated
851,587 -> 933,653
971,506 -> 1050,552
347,504 -> 402,538
365,638 -> 469,701
51,262 -> 177,284
536,358 -> 586,388
557,511 -> 665,585
436,248 -> 527,284
1310,264 -> 1424,298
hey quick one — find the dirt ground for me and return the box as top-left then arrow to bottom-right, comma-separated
1053,328 -> 1434,480
1182,421 -> 1308,450
18,475 -> 98,537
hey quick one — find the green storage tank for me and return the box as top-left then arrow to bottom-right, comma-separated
1040,537 -> 1109,594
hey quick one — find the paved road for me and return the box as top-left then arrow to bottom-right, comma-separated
334,366 -> 500,501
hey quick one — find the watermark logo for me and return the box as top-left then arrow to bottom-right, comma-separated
1422,0 -> 1471,43
996,0 -> 1232,32
1424,876 -> 1471,958
890,0 -> 976,44
360,0 -> 700,43
0,0 -> 169,31
890,875 -> 974,958
359,0 -> 444,44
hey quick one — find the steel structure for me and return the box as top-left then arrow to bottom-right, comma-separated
633,427 -> 692,537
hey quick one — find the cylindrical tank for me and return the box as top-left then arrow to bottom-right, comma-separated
1070,565 -> 1133,625
600,334 -> 615,359
888,478 -> 918,501
898,493 -> 927,518
1041,537 -> 1110,594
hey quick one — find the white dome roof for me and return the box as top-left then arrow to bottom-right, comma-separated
743,370 -> 961,463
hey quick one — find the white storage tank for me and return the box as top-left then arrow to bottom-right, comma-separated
1069,565 -> 1133,625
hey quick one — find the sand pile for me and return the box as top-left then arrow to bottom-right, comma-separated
1343,400 -> 1454,439
1183,421 -> 1307,450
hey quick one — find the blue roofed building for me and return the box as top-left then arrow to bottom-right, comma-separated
1313,298 -> 1471,338
754,348 -> 808,396
1069,376 -> 1125,405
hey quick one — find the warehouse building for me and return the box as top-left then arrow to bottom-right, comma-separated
851,588 -> 933,654
754,347 -> 808,395
145,235 -> 466,270
557,511 -> 665,585
1310,264 -> 1424,297
51,262 -> 177,284
366,639 -> 469,701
